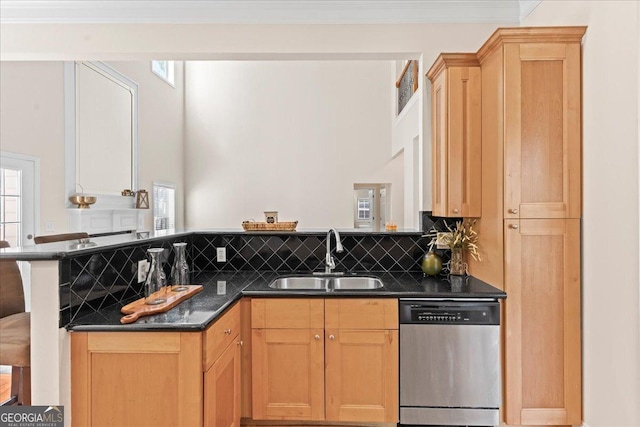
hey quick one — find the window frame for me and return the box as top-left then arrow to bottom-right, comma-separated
152,181 -> 176,232
151,60 -> 176,87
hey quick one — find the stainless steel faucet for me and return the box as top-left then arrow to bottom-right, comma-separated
324,228 -> 344,274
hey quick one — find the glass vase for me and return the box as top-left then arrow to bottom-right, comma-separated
145,248 -> 167,305
170,242 -> 190,292
449,247 -> 467,276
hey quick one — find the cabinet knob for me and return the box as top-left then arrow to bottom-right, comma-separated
329,334 -> 335,340
452,208 -> 460,214
508,208 -> 518,214
224,328 -> 232,335
509,224 -> 519,229
314,334 -> 320,340
237,340 -> 243,346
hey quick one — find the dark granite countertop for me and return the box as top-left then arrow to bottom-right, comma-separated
67,271 -> 506,332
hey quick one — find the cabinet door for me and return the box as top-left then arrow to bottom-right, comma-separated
204,336 -> 241,427
251,328 -> 324,421
431,70 -> 448,217
431,65 -> 481,218
504,43 -> 582,219
71,332 -> 203,427
504,219 -> 581,425
325,329 -> 398,423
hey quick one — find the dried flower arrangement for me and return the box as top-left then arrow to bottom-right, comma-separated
439,220 -> 482,261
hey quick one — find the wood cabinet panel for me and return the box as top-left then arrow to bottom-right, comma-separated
470,27 -> 585,427
504,43 -> 582,219
251,298 -> 324,329
71,332 -> 203,427
432,70 -> 447,216
325,329 -> 398,423
250,298 -> 398,424
240,298 -> 253,418
204,302 -> 240,371
324,298 -> 398,330
204,336 -> 241,427
428,54 -> 482,218
251,328 -> 325,421
504,219 -> 581,425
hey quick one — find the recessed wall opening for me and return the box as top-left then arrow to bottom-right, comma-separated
353,183 -> 390,231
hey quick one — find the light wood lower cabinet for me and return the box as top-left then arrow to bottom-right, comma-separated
71,302 -> 242,427
204,335 -> 241,427
325,329 -> 398,423
251,328 -> 325,420
504,219 -> 581,425
251,298 -> 399,424
71,331 -> 203,427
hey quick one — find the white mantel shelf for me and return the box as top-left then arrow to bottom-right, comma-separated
68,207 -> 145,235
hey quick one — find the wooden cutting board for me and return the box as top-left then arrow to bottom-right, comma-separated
120,285 -> 203,324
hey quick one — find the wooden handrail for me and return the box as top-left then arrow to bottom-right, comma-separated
395,60 -> 419,91
395,60 -> 412,88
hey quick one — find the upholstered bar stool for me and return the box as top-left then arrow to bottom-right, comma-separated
34,232 -> 89,244
0,240 -> 30,405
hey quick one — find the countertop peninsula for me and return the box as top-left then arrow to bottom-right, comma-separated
68,270 -> 506,332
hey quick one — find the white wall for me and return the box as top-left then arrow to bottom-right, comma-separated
0,62 -> 67,234
0,22 -> 498,224
184,60 -> 402,229
0,61 -> 186,234
522,2 -> 640,427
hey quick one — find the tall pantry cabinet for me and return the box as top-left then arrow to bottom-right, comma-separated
464,27 -> 586,426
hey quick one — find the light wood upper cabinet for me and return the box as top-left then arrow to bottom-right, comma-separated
204,334 -> 241,427
427,54 -> 482,218
503,42 -> 582,219
71,331 -> 203,427
503,219 -> 581,425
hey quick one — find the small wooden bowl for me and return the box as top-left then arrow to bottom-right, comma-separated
69,195 -> 97,209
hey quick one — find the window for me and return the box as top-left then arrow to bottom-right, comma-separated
357,198 -> 371,220
0,168 -> 22,246
151,60 -> 175,86
153,183 -> 175,231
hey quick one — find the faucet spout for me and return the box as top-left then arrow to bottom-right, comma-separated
324,228 -> 344,274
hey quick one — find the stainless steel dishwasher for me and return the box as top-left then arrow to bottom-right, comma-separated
399,299 -> 501,426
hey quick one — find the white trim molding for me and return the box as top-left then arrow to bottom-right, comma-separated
1,0 -> 541,24
64,61 -> 139,207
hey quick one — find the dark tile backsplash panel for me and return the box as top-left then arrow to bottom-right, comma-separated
59,229 -> 439,327
60,236 -> 190,327
191,233 -> 429,274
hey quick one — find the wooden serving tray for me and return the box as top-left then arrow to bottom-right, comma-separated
242,221 -> 298,231
120,285 -> 203,324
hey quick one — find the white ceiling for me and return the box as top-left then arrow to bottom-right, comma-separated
0,0 -> 542,24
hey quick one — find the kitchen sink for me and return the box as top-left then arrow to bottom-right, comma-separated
268,276 -> 328,289
268,276 -> 383,290
331,276 -> 383,289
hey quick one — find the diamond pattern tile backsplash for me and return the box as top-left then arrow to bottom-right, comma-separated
60,231 -> 429,327
59,236 -> 189,327
191,233 -> 428,274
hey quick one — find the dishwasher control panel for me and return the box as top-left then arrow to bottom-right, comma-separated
399,300 -> 500,325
